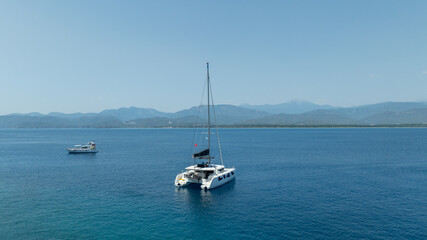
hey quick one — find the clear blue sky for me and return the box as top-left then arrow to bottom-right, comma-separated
1,0 -> 427,114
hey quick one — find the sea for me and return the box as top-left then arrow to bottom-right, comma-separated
0,128 -> 426,239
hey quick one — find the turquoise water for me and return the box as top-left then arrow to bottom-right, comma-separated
1,128 -> 427,239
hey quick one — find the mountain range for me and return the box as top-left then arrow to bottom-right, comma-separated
3,101 -> 427,128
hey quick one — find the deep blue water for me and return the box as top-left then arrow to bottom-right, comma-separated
0,128 -> 427,239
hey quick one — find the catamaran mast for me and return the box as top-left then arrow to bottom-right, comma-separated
207,62 -> 211,164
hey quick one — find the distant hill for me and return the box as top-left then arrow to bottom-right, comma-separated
243,109 -> 361,126
30,105 -> 268,124
363,108 -> 427,124
0,115 -> 124,128
241,102 -> 427,126
3,101 -> 427,128
47,112 -> 97,119
240,100 -> 336,114
46,107 -> 170,121
98,107 -> 171,121
328,102 -> 427,120
9,112 -> 45,117
174,105 -> 270,124
125,115 -> 203,128
0,105 -> 268,127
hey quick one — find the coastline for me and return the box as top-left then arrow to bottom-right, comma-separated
2,124 -> 427,129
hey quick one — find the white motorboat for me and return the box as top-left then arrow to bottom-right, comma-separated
175,63 -> 236,190
67,141 -> 98,153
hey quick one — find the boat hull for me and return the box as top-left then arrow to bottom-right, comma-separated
175,173 -> 192,187
175,167 -> 236,190
67,149 -> 98,154
202,168 -> 235,190
67,142 -> 97,154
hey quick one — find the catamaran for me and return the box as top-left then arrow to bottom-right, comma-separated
67,141 -> 98,154
175,63 -> 236,190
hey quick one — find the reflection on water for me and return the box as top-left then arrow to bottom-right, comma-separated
66,152 -> 98,160
174,180 -> 236,210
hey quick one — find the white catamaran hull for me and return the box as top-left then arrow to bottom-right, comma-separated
202,169 -> 235,190
175,167 -> 236,190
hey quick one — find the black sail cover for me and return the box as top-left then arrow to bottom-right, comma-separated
193,148 -> 209,158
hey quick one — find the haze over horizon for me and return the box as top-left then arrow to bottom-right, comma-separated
1,1 -> 427,115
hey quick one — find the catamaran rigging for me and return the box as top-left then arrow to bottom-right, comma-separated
174,63 -> 236,190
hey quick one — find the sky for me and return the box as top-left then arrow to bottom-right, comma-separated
1,0 -> 427,115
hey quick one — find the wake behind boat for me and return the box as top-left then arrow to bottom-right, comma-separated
175,63 -> 236,190
67,141 -> 98,154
